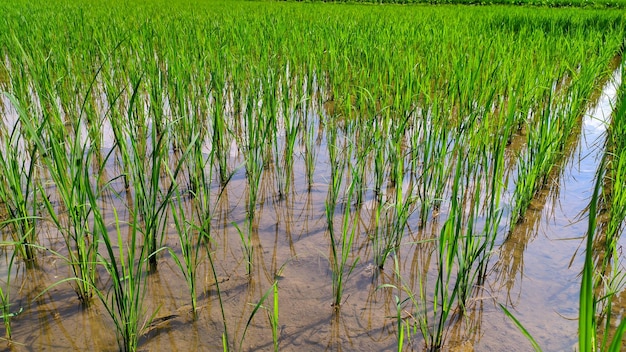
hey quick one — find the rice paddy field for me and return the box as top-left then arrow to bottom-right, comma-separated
1,0 -> 626,351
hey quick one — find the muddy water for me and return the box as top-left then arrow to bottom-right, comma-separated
0,69 -> 623,352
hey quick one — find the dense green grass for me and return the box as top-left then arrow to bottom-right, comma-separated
280,0 -> 626,8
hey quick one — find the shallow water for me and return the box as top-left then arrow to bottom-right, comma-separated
0,68 -> 623,352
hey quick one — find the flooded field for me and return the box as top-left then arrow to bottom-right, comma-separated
0,1 -> 626,351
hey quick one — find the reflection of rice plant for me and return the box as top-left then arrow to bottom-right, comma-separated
501,159 -> 626,352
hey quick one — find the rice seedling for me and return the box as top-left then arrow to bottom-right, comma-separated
413,112 -> 452,228
377,120 -> 507,349
169,185 -> 203,317
271,118 -> 287,202
0,107 -> 40,263
42,125 -> 102,304
271,69 -> 305,200
91,200 -> 156,352
231,220 -> 253,278
325,153 -> 360,308
371,201 -> 388,270
322,120 -> 360,308
430,159 -> 468,348
379,252 -> 432,351
229,77 -> 277,275
394,295 -> 407,352
205,233 -> 232,352
240,275 -> 282,352
591,60 -> 626,351
372,128 -> 386,202
498,304 -> 542,352
302,109 -> 320,191
280,72 -> 303,198
3,89 -> 103,302
110,73 -> 197,271
212,93 -> 232,188
17,73 -> 106,302
372,149 -> 417,269
259,69 -> 289,200
0,240 -> 22,341
179,135 -> 232,344
125,91 -> 169,272
269,280 -> 279,351
328,188 -> 360,309
167,117 -> 227,317
300,0 -> 626,6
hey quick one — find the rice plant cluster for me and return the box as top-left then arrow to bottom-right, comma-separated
0,0 -> 624,350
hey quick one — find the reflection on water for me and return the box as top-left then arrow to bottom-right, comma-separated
490,67 -> 622,350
